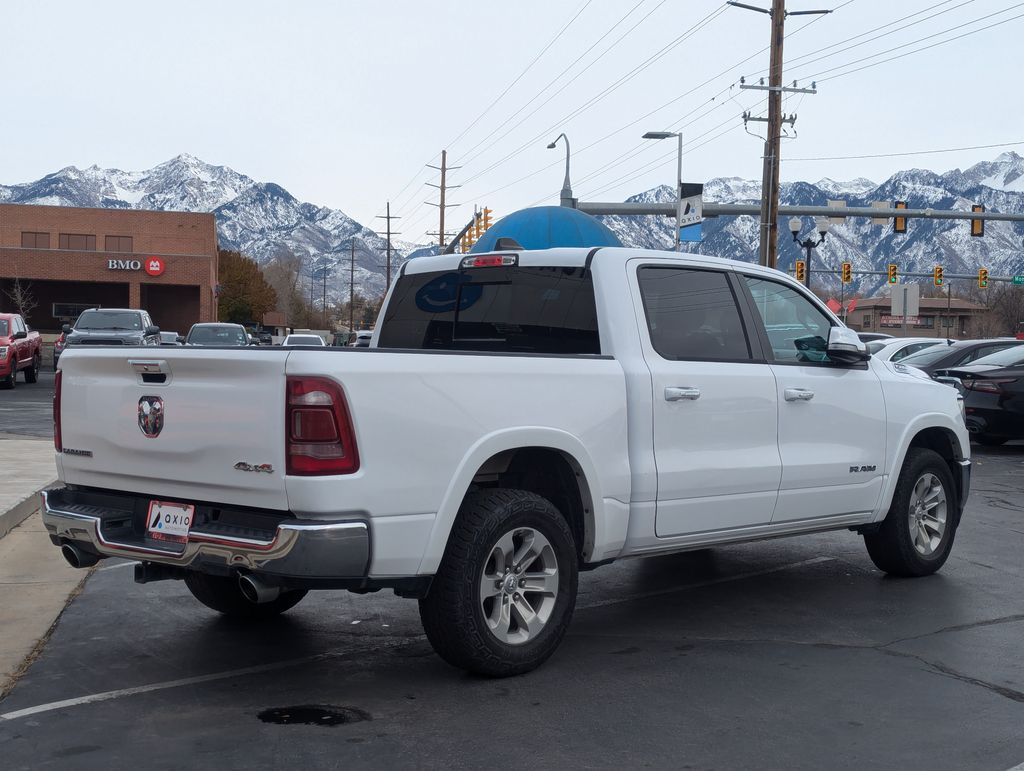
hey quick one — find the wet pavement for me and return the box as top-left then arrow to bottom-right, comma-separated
1,443 -> 1023,770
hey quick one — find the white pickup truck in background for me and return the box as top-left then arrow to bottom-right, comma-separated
44,246 -> 970,676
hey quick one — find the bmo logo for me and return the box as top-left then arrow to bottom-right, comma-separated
106,256 -> 166,276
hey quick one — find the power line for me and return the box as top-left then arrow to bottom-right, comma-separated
784,140 -> 1024,162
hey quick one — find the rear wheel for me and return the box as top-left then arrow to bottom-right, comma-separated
24,354 -> 40,383
184,572 -> 307,619
419,489 -> 578,677
863,448 -> 958,577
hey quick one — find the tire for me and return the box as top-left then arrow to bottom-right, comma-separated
2,370 -> 15,389
184,572 -> 307,619
863,448 -> 959,577
975,435 -> 1007,447
419,489 -> 578,677
24,355 -> 40,384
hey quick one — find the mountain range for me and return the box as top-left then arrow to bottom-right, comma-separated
2,151 -> 1024,298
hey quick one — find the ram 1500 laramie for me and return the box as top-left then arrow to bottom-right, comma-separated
43,247 -> 970,676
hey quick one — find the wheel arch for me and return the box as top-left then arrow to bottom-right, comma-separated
879,419 -> 968,520
417,429 -> 607,575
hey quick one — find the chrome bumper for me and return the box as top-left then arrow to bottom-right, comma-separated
41,488 -> 369,579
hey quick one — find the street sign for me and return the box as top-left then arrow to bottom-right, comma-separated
679,222 -> 702,242
678,194 -> 702,228
1013,275 -> 1024,285
881,315 -> 922,326
891,283 -> 920,317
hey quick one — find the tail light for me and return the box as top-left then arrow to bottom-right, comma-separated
285,376 -> 359,475
53,369 -> 63,452
54,332 -> 66,353
963,378 -> 1017,394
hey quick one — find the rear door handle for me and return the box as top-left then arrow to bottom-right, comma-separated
665,387 -> 701,401
784,387 -> 815,402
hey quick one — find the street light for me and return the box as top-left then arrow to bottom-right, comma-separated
642,131 -> 683,251
789,216 -> 830,290
546,133 -> 574,208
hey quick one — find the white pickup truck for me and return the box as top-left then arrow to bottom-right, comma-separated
44,246 -> 971,676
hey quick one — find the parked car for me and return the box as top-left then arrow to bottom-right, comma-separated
159,332 -> 182,347
935,345 -> 1024,446
258,332 -> 273,346
858,332 -> 893,343
0,312 -> 42,388
45,246 -> 970,677
351,330 -> 373,347
281,333 -> 326,346
899,338 -> 1024,376
184,323 -> 250,347
60,308 -> 161,366
865,337 -> 945,363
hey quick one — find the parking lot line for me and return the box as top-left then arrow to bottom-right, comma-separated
576,555 -> 835,611
0,638 -> 413,722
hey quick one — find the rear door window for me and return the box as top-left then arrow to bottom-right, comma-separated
378,266 -> 600,354
636,267 -> 751,361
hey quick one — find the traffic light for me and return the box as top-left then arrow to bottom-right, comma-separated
971,204 -> 985,237
894,200 -> 907,234
978,267 -> 989,288
888,264 -> 898,284
841,262 -> 852,283
933,265 -> 944,286
482,207 -> 493,230
795,260 -> 806,282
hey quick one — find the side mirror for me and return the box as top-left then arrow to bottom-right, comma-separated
827,327 -> 870,365
176,335 -> 186,344
145,325 -> 160,336
62,324 -> 72,334
12,330 -> 27,340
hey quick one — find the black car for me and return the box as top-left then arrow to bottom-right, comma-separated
897,338 -> 1024,376
938,346 -> 1024,446
58,308 -> 161,366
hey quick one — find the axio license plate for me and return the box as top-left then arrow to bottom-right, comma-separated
146,500 -> 195,543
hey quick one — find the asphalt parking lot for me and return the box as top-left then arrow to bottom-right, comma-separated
0,370 -> 54,439
0,444 -> 1022,769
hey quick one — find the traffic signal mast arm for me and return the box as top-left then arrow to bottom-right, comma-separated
798,266 -> 1008,283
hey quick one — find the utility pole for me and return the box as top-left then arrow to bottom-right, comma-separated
729,1 -> 829,268
426,150 -> 461,251
375,201 -> 401,290
349,239 -> 355,333
322,260 -> 329,329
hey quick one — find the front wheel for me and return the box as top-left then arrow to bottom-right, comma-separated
419,489 -> 578,677
24,355 -> 40,383
2,370 -> 15,389
184,572 -> 307,619
863,448 -> 958,577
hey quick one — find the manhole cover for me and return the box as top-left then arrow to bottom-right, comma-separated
257,705 -> 372,727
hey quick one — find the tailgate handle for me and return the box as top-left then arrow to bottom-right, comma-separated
129,359 -> 171,386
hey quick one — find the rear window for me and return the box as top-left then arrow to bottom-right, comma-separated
377,266 -> 600,354
899,345 -> 958,367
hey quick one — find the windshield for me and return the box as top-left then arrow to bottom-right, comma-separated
285,335 -> 324,346
866,341 -> 888,354
75,310 -> 142,330
0,320 -> 8,337
899,345 -> 957,367
159,332 -> 179,343
187,325 -> 248,346
968,345 -> 1024,367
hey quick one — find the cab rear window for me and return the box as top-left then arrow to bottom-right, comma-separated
377,266 -> 600,354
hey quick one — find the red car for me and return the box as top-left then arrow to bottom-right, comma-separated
0,312 -> 42,388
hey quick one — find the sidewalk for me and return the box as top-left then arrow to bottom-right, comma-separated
0,438 -> 80,695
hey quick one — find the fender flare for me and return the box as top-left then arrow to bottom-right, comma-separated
416,427 -> 606,575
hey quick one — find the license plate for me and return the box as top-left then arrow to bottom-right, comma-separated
146,500 -> 195,543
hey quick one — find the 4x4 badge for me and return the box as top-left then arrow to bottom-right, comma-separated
138,396 -> 164,438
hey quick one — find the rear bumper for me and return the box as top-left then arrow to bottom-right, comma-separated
41,487 -> 370,580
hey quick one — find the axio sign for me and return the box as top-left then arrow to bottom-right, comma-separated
107,256 -> 166,276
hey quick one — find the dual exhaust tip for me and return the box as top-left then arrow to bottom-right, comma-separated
61,543 -> 281,604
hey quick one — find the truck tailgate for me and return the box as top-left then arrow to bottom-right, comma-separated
58,348 -> 289,510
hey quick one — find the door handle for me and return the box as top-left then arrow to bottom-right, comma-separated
784,387 -> 815,402
665,387 -> 701,401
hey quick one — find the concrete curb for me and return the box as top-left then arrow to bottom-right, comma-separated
0,481 -> 57,541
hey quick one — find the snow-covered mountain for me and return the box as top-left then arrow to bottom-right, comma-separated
0,154 -> 405,297
598,151 -> 1024,296
3,151 -> 1024,299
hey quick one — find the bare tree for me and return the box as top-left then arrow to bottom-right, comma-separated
3,278 -> 37,320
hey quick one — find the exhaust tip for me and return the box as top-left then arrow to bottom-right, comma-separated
238,573 -> 281,604
61,543 -> 100,569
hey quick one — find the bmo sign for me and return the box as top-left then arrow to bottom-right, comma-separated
107,256 -> 166,276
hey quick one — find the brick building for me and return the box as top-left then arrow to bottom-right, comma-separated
845,295 -> 987,339
0,203 -> 218,333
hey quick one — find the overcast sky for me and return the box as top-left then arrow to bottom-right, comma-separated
2,0 -> 1022,242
